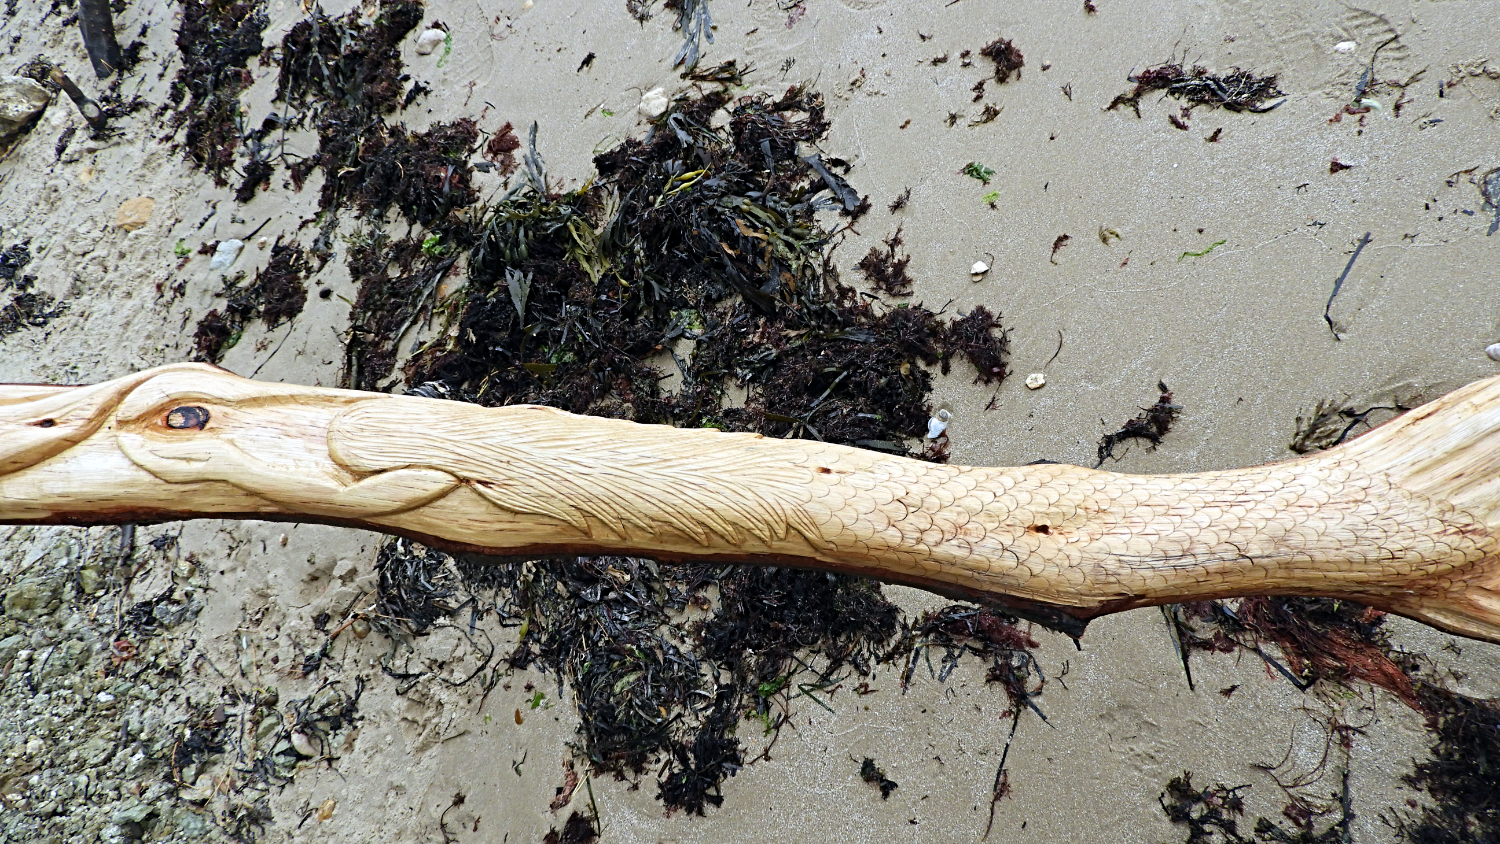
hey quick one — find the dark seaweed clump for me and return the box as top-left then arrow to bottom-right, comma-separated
1160,771 -> 1354,844
0,240 -> 63,339
163,0 -> 268,184
857,226 -> 914,296
980,37 -> 1024,83
1095,382 -> 1181,466
407,86 -> 1007,451
542,812 -> 599,844
1402,685 -> 1500,843
1108,63 -> 1284,117
860,757 -> 899,799
278,4 -> 455,220
191,239 -> 310,363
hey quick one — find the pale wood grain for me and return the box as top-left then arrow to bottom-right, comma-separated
4,363 -> 1499,641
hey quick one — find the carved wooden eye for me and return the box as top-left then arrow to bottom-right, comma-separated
165,406 -> 211,430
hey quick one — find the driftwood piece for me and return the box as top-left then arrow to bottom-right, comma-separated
3,363 -> 1500,641
77,0 -> 124,79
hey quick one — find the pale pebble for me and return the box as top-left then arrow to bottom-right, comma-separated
210,239 -> 245,270
415,28 -> 447,56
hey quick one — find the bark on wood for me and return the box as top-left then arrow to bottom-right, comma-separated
77,0 -> 124,79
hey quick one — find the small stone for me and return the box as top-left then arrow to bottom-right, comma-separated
1025,372 -> 1046,390
256,236 -> 269,249
25,737 -> 44,756
209,238 -> 245,270
1334,41 -> 1357,53
522,0 -> 533,8
0,76 -> 50,140
113,196 -> 155,231
1487,342 -> 1500,362
415,28 -> 447,55
290,730 -> 318,757
639,87 -> 670,119
78,564 -> 103,595
350,618 -> 371,639
317,798 -> 337,821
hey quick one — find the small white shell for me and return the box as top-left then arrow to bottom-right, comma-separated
1025,373 -> 1046,390
970,260 -> 989,276
290,731 -> 318,757
926,409 -> 951,439
1486,342 -> 1500,362
1334,41 -> 1357,54
414,28 -> 447,56
638,87 -> 670,119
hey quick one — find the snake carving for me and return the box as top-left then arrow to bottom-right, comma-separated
3,362 -> 1500,641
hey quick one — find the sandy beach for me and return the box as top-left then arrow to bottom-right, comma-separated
3,0 -> 1500,841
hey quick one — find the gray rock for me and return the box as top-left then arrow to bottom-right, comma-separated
0,76 -> 50,140
111,799 -> 155,824
0,632 -> 26,663
209,238 -> 244,270
3,576 -> 62,619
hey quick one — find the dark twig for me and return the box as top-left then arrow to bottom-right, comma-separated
49,69 -> 108,131
77,0 -> 125,78
982,708 -> 1023,839
1324,232 -> 1370,341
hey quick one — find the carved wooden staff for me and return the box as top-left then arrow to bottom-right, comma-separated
3,363 -> 1499,641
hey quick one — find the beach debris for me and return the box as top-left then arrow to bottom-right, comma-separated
45,69 -> 107,132
193,239 -> 310,362
888,187 -> 911,213
670,0 -> 713,70
542,812 -> 599,844
1323,231 -> 1370,340
1050,233 -> 1071,264
1098,226 -> 1122,245
209,238 -> 245,270
860,758 -> 899,799
1025,372 -> 1045,390
971,259 -> 990,279
414,27 -> 447,55
289,730 -> 318,757
1329,158 -> 1354,173
857,227 -> 914,295
1096,382 -> 1179,466
0,238 -> 64,339
1289,398 -> 1409,454
1487,343 -> 1500,362
979,38 -> 1024,83
77,0 -> 125,78
0,76 -> 51,141
164,0 -> 268,186
1334,40 -> 1357,54
1177,239 -> 1225,261
113,196 -> 155,231
943,306 -> 1010,384
1107,62 -> 1285,117
926,409 -> 951,439
962,161 -> 996,184
638,86 -> 670,117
